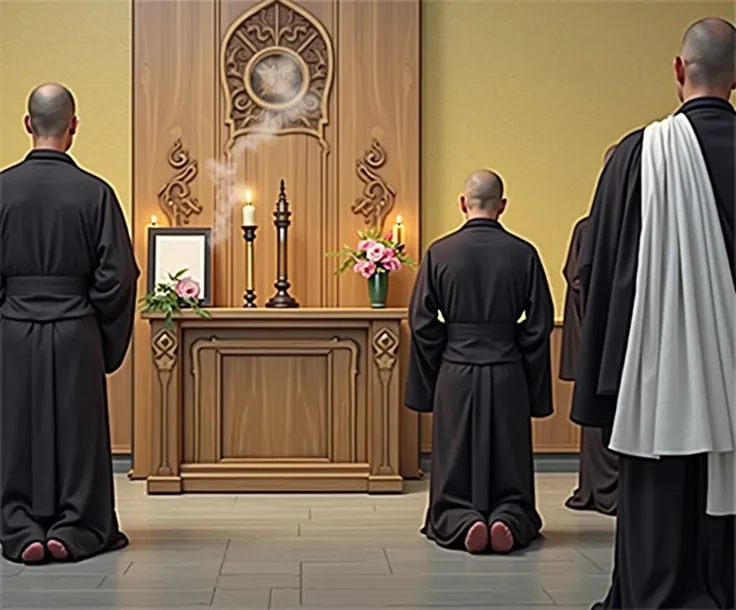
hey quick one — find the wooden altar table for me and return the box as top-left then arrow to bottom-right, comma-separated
141,308 -> 406,495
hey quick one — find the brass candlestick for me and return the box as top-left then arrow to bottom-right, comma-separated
266,179 -> 299,308
242,225 -> 258,308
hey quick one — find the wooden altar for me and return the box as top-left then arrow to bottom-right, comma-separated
141,308 -> 406,495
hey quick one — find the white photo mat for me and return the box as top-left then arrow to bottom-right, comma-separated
147,228 -> 212,305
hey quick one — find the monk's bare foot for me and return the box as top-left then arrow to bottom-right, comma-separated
21,542 -> 45,564
489,521 -> 514,553
464,521 -> 488,553
46,539 -> 69,561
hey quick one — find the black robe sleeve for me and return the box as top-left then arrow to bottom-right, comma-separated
517,251 -> 555,418
559,219 -> 587,381
405,249 -> 446,413
89,186 -> 140,374
0,273 -> 5,309
571,130 -> 643,429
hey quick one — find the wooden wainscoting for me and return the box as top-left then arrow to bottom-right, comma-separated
131,0 -> 421,478
420,324 -> 580,454
108,350 -> 132,454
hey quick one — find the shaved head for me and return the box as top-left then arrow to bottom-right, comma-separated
680,17 -> 735,89
463,169 -> 505,213
27,83 -> 75,137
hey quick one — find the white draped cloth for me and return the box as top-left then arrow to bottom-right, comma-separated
609,113 -> 736,516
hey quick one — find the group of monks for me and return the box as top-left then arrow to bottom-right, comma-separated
0,13 -> 733,610
406,16 -> 735,610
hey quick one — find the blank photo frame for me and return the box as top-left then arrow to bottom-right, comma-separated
147,228 -> 212,306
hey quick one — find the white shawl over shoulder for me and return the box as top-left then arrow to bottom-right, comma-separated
609,113 -> 736,516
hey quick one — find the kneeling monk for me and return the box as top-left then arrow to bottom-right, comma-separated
406,169 -> 554,554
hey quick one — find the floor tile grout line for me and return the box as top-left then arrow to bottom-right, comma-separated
122,561 -> 133,576
573,547 -> 606,571
96,575 -> 107,589
217,538 -> 232,577
267,587 -> 273,610
541,586 -> 559,605
382,548 -> 394,574
298,560 -> 304,606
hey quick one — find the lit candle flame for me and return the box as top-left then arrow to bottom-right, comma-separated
396,214 -> 403,225
150,214 -> 158,226
245,190 -> 252,204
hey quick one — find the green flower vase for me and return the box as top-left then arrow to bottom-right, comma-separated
367,272 -> 389,308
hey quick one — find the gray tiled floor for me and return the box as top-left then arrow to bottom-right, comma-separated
0,473 -> 614,609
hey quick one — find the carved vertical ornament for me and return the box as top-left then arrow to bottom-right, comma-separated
220,0 -> 335,150
151,327 -> 179,476
157,139 -> 202,226
372,327 -> 399,474
353,139 -> 397,229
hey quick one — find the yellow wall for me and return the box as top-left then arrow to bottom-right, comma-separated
1,0 -> 733,313
0,0 -> 131,224
423,0 -> 734,312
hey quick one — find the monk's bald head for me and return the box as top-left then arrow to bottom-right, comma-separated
27,83 -> 76,138
462,169 -> 505,215
679,18 -> 735,90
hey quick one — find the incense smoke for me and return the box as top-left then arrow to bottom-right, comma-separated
207,69 -> 319,246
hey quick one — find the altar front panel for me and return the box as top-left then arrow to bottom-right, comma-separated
182,328 -> 368,465
145,309 -> 404,494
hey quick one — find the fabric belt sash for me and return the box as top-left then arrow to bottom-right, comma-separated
5,276 -> 89,296
444,322 -> 520,365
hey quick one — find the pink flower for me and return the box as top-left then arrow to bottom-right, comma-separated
366,242 -> 387,262
357,239 -> 376,251
353,260 -> 376,279
175,277 -> 201,300
382,256 -> 401,272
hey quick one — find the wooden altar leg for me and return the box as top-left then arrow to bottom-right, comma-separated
368,321 -> 403,493
148,320 -> 183,494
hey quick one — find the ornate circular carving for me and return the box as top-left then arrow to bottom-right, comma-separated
244,47 -> 310,111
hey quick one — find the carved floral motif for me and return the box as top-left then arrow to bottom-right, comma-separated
353,139 -> 397,229
220,0 -> 334,147
157,139 -> 201,227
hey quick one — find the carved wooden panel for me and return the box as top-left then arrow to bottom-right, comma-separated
132,0 -> 421,479
187,337 -> 360,461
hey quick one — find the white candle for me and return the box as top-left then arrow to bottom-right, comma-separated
392,215 -> 405,244
242,205 -> 255,226
242,190 -> 255,226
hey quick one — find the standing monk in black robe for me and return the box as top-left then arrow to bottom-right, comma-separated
0,83 -> 138,564
571,19 -> 735,609
562,146 -> 619,517
406,169 -> 554,554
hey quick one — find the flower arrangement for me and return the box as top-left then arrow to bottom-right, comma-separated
329,229 -> 414,278
327,229 -> 414,307
138,269 -> 210,329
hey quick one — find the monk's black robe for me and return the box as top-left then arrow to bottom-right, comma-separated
0,150 -> 138,563
571,97 -> 735,609
406,218 -> 554,552
560,218 -> 618,517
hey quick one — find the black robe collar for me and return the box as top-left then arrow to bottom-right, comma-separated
24,149 -> 77,167
677,96 -> 734,115
462,218 -> 504,231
